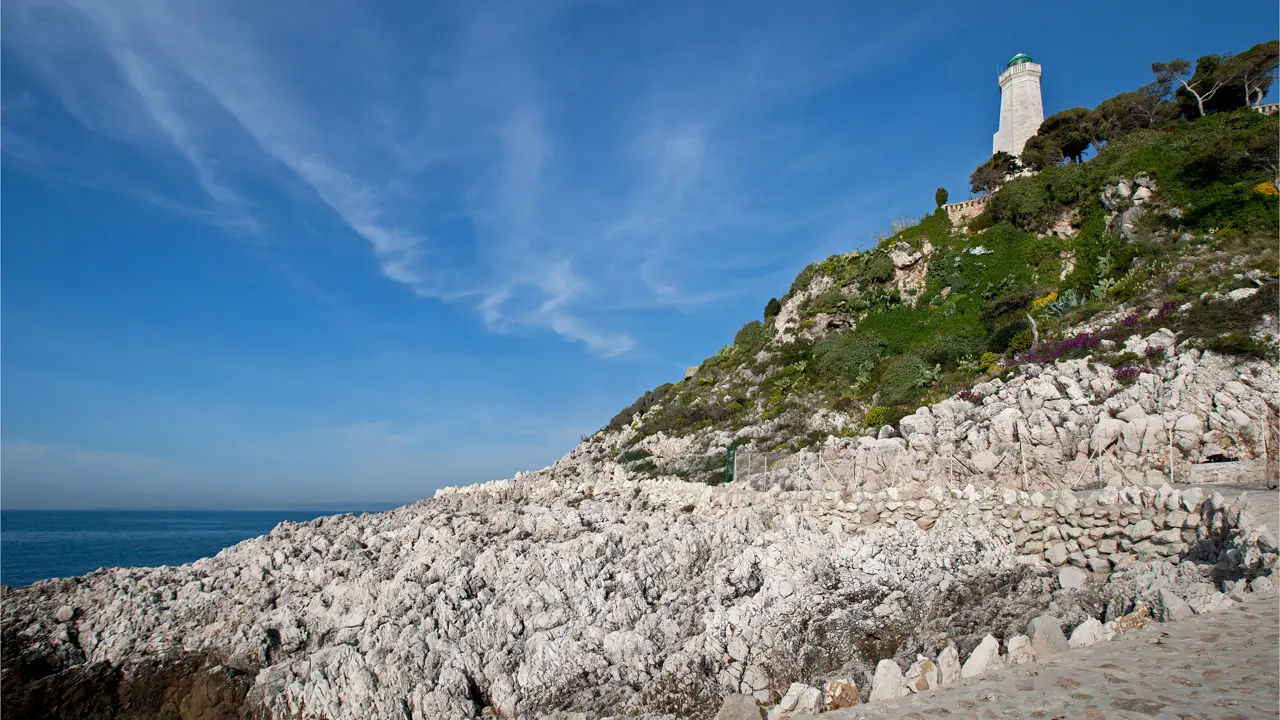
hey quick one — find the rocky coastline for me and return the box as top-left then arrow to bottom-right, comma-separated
3,347 -> 1278,719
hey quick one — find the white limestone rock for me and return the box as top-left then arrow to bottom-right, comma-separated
1157,588 -> 1193,621
1058,566 -> 1088,591
936,643 -> 961,686
715,694 -> 766,720
868,659 -> 909,701
959,634 -> 1002,679
1068,617 -> 1106,648
1004,634 -> 1035,665
1027,614 -> 1069,658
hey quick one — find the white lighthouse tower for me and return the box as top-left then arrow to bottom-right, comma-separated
992,53 -> 1044,157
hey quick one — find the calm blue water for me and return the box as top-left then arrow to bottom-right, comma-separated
0,510 -> 360,587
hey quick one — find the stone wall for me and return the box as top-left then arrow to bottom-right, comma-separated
751,336 -> 1278,493
942,196 -> 987,225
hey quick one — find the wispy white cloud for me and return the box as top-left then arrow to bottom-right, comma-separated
3,0 -> 923,355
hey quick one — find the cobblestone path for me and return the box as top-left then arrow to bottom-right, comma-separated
817,588 -> 1279,719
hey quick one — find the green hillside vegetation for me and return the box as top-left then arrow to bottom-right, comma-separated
605,43 -> 1279,482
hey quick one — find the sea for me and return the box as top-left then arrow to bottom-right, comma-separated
0,509 -> 371,588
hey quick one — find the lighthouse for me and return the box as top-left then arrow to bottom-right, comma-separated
993,53 -> 1044,157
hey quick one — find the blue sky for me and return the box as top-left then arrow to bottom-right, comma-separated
3,0 -> 1276,508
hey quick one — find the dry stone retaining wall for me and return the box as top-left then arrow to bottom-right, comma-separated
747,339 -> 1277,493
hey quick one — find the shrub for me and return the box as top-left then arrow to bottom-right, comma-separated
812,332 -> 885,388
864,406 -> 887,428
1029,291 -> 1058,313
968,210 -> 994,232
616,447 -> 652,464
764,297 -> 782,320
984,287 -> 1037,322
1021,332 -> 1102,364
1200,332 -> 1276,359
882,406 -> 913,427
988,319 -> 1032,353
919,332 -> 984,369
936,187 -> 949,207
805,289 -> 852,316
607,383 -> 675,431
1008,329 -> 1035,353
1113,366 -> 1146,384
957,390 -> 985,404
734,321 -> 771,357
863,253 -> 895,283
979,352 -> 1001,372
1179,281 -> 1278,344
876,355 -> 927,405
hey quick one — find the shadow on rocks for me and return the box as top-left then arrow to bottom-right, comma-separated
2,644 -> 256,720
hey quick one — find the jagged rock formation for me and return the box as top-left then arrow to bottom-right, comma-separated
3,402 -> 1275,718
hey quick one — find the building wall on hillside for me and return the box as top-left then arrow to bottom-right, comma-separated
943,196 -> 988,225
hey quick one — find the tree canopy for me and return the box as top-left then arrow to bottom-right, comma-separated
970,152 -> 1020,195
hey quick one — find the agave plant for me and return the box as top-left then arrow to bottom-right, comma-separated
1043,288 -> 1083,317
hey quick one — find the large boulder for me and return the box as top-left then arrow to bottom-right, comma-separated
904,655 -> 940,693
936,644 -> 961,685
1068,618 -> 1106,648
1157,589 -> 1192,621
868,659 -> 908,701
959,634 -> 1002,678
1026,614 -> 1069,658
823,679 -> 859,710
1058,566 -> 1088,591
1005,634 -> 1035,665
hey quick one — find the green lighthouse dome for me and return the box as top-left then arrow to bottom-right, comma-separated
1007,53 -> 1033,68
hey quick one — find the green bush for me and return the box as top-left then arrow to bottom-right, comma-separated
876,355 -> 928,405
805,289 -> 852,316
764,297 -> 782,320
812,332 -> 884,388
607,383 -> 675,431
988,163 -> 1089,233
967,210 -> 994,232
863,253 -> 895,283
979,351 -> 1000,372
988,319 -> 1031,353
1176,281 -> 1279,350
1200,332 -> 1275,359
734,321 -> 771,357
1008,329 -> 1035,353
864,406 -> 887,428
919,332 -> 985,369
984,286 -> 1037,322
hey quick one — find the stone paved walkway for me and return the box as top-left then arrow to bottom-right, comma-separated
814,588 -> 1279,720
